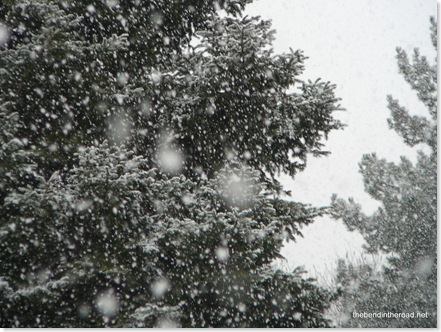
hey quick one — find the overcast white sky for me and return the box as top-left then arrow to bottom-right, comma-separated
244,0 -> 437,278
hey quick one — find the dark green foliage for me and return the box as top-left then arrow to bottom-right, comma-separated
0,0 -> 342,187
0,145 -> 332,327
0,0 -> 342,327
159,16 -> 342,183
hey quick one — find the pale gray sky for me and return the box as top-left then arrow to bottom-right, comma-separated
244,0 -> 437,277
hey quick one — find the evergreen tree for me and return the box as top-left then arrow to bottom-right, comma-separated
331,18 -> 437,328
0,0 -> 342,327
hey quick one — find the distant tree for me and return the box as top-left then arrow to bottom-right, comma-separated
0,0 -> 342,327
331,18 -> 437,328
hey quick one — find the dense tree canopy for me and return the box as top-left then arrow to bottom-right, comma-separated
0,0 -> 343,327
331,18 -> 437,328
